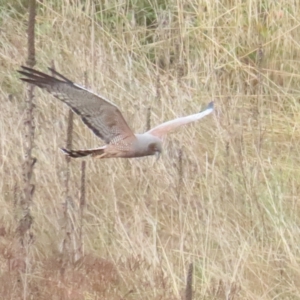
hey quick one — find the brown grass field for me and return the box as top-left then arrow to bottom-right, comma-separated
1,0 -> 300,299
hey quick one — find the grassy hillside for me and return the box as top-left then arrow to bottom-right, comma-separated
1,0 -> 300,299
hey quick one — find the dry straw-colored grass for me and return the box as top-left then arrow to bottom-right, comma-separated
1,0 -> 300,299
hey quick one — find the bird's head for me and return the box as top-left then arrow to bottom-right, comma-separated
134,133 -> 162,159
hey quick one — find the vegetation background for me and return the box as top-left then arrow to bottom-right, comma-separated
1,0 -> 300,299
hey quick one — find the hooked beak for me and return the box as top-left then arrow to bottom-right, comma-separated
155,151 -> 161,160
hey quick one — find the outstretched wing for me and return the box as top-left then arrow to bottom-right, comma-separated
147,102 -> 214,138
18,66 -> 136,144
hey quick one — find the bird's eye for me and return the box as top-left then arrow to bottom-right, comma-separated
149,143 -> 158,152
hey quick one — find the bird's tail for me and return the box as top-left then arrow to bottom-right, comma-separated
60,147 -> 105,158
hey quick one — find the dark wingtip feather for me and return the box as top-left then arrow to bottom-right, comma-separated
20,65 -> 34,72
19,78 -> 42,86
60,148 -> 76,157
206,101 -> 214,110
17,66 -> 69,85
48,67 -> 73,83
60,148 -> 90,158
198,101 -> 213,113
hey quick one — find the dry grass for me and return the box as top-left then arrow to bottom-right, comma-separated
1,0 -> 300,299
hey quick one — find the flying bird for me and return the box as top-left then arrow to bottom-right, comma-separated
18,66 -> 214,159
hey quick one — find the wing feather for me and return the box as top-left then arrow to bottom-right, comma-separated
18,66 -> 136,144
147,102 -> 214,138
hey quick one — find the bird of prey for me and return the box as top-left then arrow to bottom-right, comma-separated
18,66 -> 214,159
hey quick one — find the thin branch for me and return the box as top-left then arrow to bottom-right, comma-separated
77,161 -> 86,259
185,263 -> 193,300
18,0 -> 36,239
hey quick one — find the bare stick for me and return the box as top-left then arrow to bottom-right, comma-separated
18,0 -> 36,239
26,0 -> 36,67
146,107 -> 151,132
60,70 -> 75,271
177,147 -> 183,200
78,161 -> 86,259
185,263 -> 193,300
16,1 -> 36,299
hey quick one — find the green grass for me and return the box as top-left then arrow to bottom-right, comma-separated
1,0 -> 300,299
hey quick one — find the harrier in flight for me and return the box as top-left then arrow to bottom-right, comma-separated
18,66 -> 214,159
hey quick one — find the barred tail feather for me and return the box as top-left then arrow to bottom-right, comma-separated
60,147 -> 105,158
